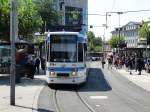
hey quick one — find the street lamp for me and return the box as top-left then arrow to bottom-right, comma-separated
117,12 -> 123,54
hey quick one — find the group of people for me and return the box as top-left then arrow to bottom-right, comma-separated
101,54 -> 145,75
16,48 -> 46,79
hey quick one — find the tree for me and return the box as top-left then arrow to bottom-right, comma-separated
34,35 -> 45,45
87,31 -> 95,51
0,0 -> 10,40
109,35 -> 125,48
87,31 -> 103,52
0,0 -> 43,41
18,0 -> 43,41
34,0 -> 61,32
93,36 -> 102,46
139,21 -> 150,44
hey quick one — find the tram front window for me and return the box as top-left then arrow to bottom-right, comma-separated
50,35 -> 77,62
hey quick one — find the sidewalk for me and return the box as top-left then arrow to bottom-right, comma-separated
0,74 -> 46,112
114,67 -> 150,92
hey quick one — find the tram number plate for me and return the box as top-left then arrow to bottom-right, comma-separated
57,73 -> 69,79
60,76 -> 67,79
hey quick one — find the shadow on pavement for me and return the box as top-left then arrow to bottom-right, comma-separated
0,75 -> 10,85
0,74 -> 46,86
49,68 -> 112,92
15,105 -> 36,111
78,68 -> 112,92
15,105 -> 53,112
38,108 -> 54,112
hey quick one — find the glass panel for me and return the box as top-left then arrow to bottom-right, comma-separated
50,35 -> 77,62
78,43 -> 83,62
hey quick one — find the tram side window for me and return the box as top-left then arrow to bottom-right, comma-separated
78,43 -> 83,62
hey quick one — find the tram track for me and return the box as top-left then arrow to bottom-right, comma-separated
53,90 -> 63,112
52,87 -> 96,112
75,89 -> 96,112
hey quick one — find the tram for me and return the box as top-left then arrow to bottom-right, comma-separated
45,31 -> 87,84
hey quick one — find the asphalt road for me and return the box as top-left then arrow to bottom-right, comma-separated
37,62 -> 150,112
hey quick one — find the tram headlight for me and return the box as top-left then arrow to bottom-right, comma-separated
71,71 -> 77,76
49,71 -> 56,77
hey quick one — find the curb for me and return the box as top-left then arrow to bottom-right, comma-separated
32,82 -> 46,112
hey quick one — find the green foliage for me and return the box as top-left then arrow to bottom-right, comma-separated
18,0 -> 43,40
93,46 -> 102,52
69,10 -> 80,21
139,21 -> 150,40
109,35 -> 125,48
0,0 -> 60,41
0,0 -> 43,41
34,35 -> 45,45
34,0 -> 61,32
0,0 -> 10,40
93,36 -> 102,46
87,31 -> 102,52
87,31 -> 95,51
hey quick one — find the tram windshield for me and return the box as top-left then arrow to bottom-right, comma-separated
50,35 -> 77,62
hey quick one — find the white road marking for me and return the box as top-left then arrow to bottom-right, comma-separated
96,105 -> 100,107
90,96 -> 108,99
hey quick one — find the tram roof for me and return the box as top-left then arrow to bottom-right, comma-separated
47,31 -> 84,37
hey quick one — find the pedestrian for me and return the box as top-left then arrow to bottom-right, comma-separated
107,57 -> 112,69
125,57 -> 129,71
41,57 -> 46,74
137,58 -> 144,75
26,57 -> 35,79
101,56 -> 105,69
128,56 -> 134,75
34,56 -> 40,74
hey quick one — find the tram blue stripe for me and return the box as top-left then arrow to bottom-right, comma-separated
47,67 -> 85,71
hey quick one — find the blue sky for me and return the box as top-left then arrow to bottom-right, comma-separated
88,0 -> 150,40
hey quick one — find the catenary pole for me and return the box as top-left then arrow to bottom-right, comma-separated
10,0 -> 18,105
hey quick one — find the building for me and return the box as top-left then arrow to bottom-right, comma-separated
111,21 -> 141,48
111,21 -> 149,57
52,0 -> 88,34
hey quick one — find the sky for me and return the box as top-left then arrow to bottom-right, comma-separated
88,0 -> 150,40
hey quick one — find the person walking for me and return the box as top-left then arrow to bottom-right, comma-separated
101,56 -> 105,69
107,57 -> 112,69
137,58 -> 144,75
128,56 -> 134,75
34,56 -> 40,74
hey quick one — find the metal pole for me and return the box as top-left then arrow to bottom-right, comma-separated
10,0 -> 18,105
118,13 -> 120,54
103,24 -> 106,56
106,12 -> 108,29
118,12 -> 122,54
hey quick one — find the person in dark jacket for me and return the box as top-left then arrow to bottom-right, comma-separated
34,57 -> 40,74
137,58 -> 144,75
101,56 -> 105,69
128,56 -> 134,75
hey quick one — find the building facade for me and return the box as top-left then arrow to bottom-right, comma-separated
111,21 -> 150,57
52,0 -> 88,34
111,21 -> 141,48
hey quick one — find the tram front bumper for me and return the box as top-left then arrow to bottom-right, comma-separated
46,75 -> 87,84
